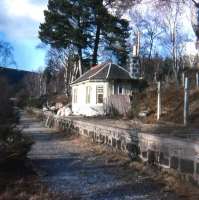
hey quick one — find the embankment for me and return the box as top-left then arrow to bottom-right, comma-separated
42,112 -> 199,186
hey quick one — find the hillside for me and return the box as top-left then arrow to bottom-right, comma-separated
139,82 -> 199,127
0,67 -> 36,85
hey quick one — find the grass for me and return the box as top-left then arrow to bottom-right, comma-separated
0,160 -> 69,200
129,161 -> 199,200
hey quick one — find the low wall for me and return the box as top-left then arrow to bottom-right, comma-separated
44,113 -> 199,185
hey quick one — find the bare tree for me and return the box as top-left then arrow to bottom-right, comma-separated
129,9 -> 164,80
23,72 -> 41,98
0,40 -> 16,66
44,47 -> 82,97
110,0 -> 198,8
129,10 -> 163,61
159,3 -> 190,85
37,66 -> 47,96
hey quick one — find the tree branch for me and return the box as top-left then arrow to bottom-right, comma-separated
191,0 -> 199,7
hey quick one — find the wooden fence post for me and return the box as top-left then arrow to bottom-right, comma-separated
196,72 -> 199,88
184,77 -> 189,126
182,72 -> 185,87
157,81 -> 161,121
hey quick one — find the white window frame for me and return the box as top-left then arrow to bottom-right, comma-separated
86,86 -> 91,104
73,88 -> 78,103
96,85 -> 104,104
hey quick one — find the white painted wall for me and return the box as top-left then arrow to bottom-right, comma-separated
71,81 -> 109,116
71,80 -> 132,116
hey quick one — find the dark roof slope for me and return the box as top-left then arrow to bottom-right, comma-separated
71,62 -> 132,84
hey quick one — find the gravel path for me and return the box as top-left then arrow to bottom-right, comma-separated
21,112 -> 180,200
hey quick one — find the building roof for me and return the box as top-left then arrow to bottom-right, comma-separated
71,62 -> 133,85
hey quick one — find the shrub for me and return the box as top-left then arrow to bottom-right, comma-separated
26,97 -> 45,108
16,91 -> 46,108
0,77 -> 33,164
104,102 -> 121,118
127,95 -> 140,118
0,126 -> 33,163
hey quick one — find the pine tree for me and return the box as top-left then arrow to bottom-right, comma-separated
39,0 -> 130,68
39,0 -> 92,64
87,0 -> 130,66
101,14 -> 130,66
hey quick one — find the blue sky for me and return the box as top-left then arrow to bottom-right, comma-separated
0,0 -> 197,71
0,0 -> 48,71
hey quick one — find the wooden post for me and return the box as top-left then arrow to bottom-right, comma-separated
182,72 -> 185,87
157,81 -> 161,121
78,59 -> 82,76
154,72 -> 157,83
184,77 -> 189,126
196,72 -> 199,88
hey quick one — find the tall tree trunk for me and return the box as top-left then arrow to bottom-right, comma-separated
148,43 -> 153,61
92,24 -> 101,66
64,65 -> 69,96
78,47 -> 83,75
148,36 -> 154,61
78,59 -> 82,75
172,29 -> 179,89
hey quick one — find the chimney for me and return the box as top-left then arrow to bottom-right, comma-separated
130,31 -> 141,79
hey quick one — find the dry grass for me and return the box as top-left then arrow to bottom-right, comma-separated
130,161 -> 199,200
0,178 -> 61,200
73,137 -> 199,200
137,83 -> 199,127
0,161 -> 70,200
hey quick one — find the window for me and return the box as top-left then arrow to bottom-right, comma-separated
118,84 -> 123,94
73,88 -> 78,103
96,85 -> 104,104
86,86 -> 91,104
133,59 -> 137,64
133,68 -> 138,73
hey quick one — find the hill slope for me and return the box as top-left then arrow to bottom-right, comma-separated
0,67 -> 36,85
139,83 -> 199,127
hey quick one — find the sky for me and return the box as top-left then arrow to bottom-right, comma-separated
0,0 -> 198,71
0,0 -> 48,71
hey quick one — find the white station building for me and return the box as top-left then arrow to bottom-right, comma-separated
71,62 -> 141,116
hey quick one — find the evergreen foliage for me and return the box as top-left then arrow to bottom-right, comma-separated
39,0 -> 130,67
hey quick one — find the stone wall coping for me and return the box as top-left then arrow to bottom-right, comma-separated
47,113 -> 199,146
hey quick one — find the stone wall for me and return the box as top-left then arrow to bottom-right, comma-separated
44,113 -> 199,185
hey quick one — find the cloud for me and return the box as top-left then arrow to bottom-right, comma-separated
0,0 -> 47,40
0,0 -> 48,70
185,42 -> 198,55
